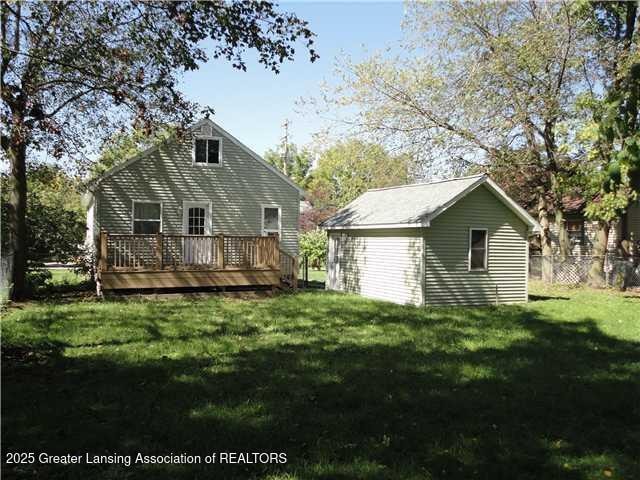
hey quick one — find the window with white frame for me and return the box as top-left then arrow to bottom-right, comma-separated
193,137 -> 221,165
133,202 -> 161,234
469,228 -> 488,271
187,207 -> 206,235
262,206 -> 281,236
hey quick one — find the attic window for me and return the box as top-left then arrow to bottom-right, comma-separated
193,137 -> 221,165
468,228 -> 488,271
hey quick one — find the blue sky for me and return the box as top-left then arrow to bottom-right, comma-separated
180,1 -> 407,156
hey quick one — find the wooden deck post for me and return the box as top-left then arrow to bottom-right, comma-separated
96,231 -> 107,297
292,256 -> 298,290
217,234 -> 225,269
99,231 -> 108,272
156,233 -> 163,270
273,235 -> 280,270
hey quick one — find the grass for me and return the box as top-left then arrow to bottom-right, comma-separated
299,268 -> 326,287
1,282 -> 639,479
47,268 -> 88,286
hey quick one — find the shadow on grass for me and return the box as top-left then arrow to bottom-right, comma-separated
2,295 -> 639,480
528,294 -> 571,302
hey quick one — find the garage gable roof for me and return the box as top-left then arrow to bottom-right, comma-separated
320,174 -> 540,231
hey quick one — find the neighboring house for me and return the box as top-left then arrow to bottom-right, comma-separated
547,197 -> 640,256
321,174 -> 540,307
86,118 -> 303,291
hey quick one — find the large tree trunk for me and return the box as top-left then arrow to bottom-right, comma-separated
6,140 -> 28,300
537,194 -> 553,282
555,208 -> 570,260
588,220 -> 610,288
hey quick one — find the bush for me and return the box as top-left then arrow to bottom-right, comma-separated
300,229 -> 327,269
25,267 -> 53,296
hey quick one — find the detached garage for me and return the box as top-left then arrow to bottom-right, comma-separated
321,174 -> 540,307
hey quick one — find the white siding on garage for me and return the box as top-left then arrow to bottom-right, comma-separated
424,184 -> 529,306
326,229 -> 424,306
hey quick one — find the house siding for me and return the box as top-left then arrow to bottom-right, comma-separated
326,228 -> 424,306
549,219 -> 619,255
424,185 -> 529,306
627,200 -> 640,248
94,122 -> 300,255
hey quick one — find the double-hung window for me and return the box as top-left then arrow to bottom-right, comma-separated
193,137 -> 222,165
262,205 -> 281,237
566,219 -> 584,246
133,202 -> 161,234
468,228 -> 488,271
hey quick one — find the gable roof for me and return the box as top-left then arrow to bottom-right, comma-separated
89,118 -> 304,196
320,174 -> 540,231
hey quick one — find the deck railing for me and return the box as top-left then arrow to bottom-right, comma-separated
99,232 -> 280,272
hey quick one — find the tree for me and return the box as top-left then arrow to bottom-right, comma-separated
263,142 -> 313,187
578,1 -> 639,286
299,203 -> 337,233
1,164 -> 85,287
312,1 -> 595,279
1,1 -> 318,299
308,139 -> 411,209
300,229 -> 327,269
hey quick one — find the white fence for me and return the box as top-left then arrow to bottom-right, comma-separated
529,255 -> 640,287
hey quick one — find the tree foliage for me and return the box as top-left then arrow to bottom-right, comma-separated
579,2 -> 640,223
1,165 -> 85,265
308,139 -> 411,209
313,2 -> 589,178
299,229 -> 327,269
263,142 -> 313,187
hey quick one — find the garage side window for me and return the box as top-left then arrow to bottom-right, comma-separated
468,228 -> 488,271
133,202 -> 161,234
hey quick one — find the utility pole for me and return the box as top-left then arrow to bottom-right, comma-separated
281,119 -> 289,177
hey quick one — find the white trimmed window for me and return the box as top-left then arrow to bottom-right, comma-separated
193,137 -> 222,165
187,207 -> 206,235
133,202 -> 161,234
468,228 -> 488,271
262,205 -> 281,237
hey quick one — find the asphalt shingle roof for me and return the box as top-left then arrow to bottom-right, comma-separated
321,174 -> 487,228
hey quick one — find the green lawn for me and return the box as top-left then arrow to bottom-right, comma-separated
2,283 -> 639,479
299,268 -> 326,287
47,268 -> 88,286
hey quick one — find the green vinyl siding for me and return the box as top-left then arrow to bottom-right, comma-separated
424,184 -> 528,306
95,122 -> 300,255
326,229 -> 424,306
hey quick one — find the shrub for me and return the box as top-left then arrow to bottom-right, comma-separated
300,229 -> 327,269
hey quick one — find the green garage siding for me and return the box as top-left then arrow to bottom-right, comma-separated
424,184 -> 528,306
95,122 -> 300,255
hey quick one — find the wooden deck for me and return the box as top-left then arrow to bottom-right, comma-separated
97,232 -> 297,292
